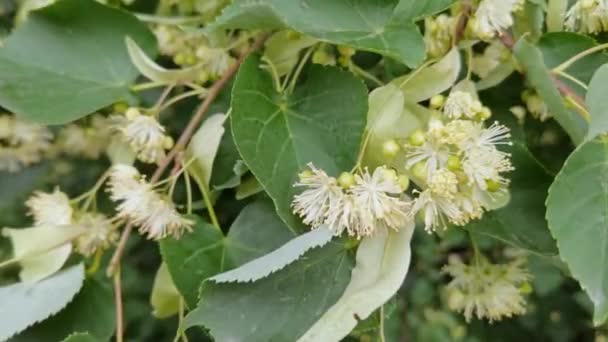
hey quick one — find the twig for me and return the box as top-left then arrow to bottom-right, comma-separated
453,0 -> 472,44
106,33 -> 270,342
113,268 -> 124,342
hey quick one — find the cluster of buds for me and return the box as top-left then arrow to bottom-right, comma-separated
107,165 -> 193,240
292,164 -> 410,238
0,114 -> 53,172
54,114 -> 112,160
394,91 -> 513,232
424,14 -> 455,58
153,25 -> 234,83
443,256 -> 531,322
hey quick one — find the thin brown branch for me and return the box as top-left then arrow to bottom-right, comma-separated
113,268 -> 124,342
453,0 -> 472,44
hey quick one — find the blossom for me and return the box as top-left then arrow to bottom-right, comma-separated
565,0 -> 608,34
107,165 -> 193,240
405,134 -> 450,178
74,213 -> 118,256
0,114 -> 53,172
470,0 -> 524,40
428,169 -> 459,199
462,147 -> 513,190
196,46 -> 234,77
56,115 -> 111,159
292,163 -> 343,227
443,91 -> 482,120
410,189 -> 463,233
25,188 -> 73,226
115,108 -> 171,164
443,257 -> 531,322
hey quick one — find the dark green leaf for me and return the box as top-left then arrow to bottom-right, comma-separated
0,0 -> 156,124
208,0 -> 452,67
231,55 -> 367,230
546,136 -> 608,325
60,333 -> 98,342
159,200 -> 295,307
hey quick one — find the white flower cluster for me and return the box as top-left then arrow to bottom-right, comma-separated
112,108 -> 173,164
107,165 -> 193,240
55,114 -> 112,159
292,164 -> 409,238
424,14 -> 455,58
25,188 -> 118,257
403,91 -> 513,232
469,0 -> 524,40
0,114 -> 52,172
443,256 -> 531,322
153,25 -> 234,82
566,0 -> 608,34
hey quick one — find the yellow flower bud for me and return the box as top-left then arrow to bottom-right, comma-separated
447,155 -> 461,171
408,129 -> 426,146
429,94 -> 445,109
485,179 -> 501,192
477,106 -> 492,121
398,174 -> 410,191
113,102 -> 129,113
338,171 -> 356,189
382,139 -> 400,158
163,136 -> 174,149
125,107 -> 140,120
412,161 -> 427,180
337,45 -> 355,57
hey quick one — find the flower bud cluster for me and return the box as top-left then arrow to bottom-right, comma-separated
424,14 -> 455,58
468,0 -> 524,41
0,114 -> 53,172
565,0 -> 608,34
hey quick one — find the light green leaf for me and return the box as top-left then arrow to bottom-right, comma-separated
547,136 -> 608,325
513,38 -> 587,144
0,263 -> 85,341
183,240 -> 354,341
476,63 -> 516,91
207,0 -> 452,67
263,31 -> 317,76
150,263 -> 181,319
125,36 -> 197,84
12,279 -> 115,342
298,222 -> 414,341
392,47 -> 461,103
231,55 -> 367,230
210,226 -> 334,283
235,175 -> 263,200
159,200 -> 295,307
187,113 -> 227,189
586,64 -> 608,140
0,0 -> 156,124
547,0 -> 567,32
3,224 -> 84,282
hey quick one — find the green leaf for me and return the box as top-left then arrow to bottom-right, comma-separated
392,47 -> 461,103
3,224 -> 85,282
467,143 -> 558,255
263,31 -> 317,76
231,55 -> 367,230
159,200 -> 295,307
586,64 -> 608,140
61,333 -> 98,342
235,175 -> 264,200
150,263 -> 181,319
210,226 -> 334,283
183,240 -> 354,341
298,222 -> 414,341
513,38 -> 587,144
0,0 -> 156,124
207,0 -> 451,67
12,278 -> 115,342
546,136 -> 608,325
0,263 -> 85,341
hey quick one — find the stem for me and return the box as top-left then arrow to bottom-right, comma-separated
151,84 -> 176,114
261,56 -> 283,92
552,69 -> 588,90
379,305 -> 386,342
86,249 -> 103,275
553,42 -> 608,73
453,0 -> 472,44
469,232 -> 481,267
287,47 -> 314,94
466,45 -> 473,80
134,13 -> 205,25
351,63 -> 384,86
184,167 -> 193,215
105,32 -> 270,277
200,180 -> 221,231
131,81 -> 167,92
173,297 -> 189,342
114,268 -> 124,342
565,95 -> 592,122
159,88 -> 208,112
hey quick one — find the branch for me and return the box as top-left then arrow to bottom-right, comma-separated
106,32 -> 270,341
454,0 -> 473,44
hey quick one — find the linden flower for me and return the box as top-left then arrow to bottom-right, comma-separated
470,0 -> 524,40
25,188 -> 73,226
410,189 -> 464,233
463,147 -> 513,190
107,165 -> 193,240
405,133 -> 450,178
444,120 -> 512,152
565,0 -> 608,34
428,169 -> 459,199
56,115 -> 111,159
443,257 -> 531,322
443,91 -> 483,120
74,213 -> 118,257
424,14 -> 454,58
118,108 -> 172,164
292,163 -> 343,227
0,115 -> 53,172
351,167 -> 409,233
196,46 -> 233,77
